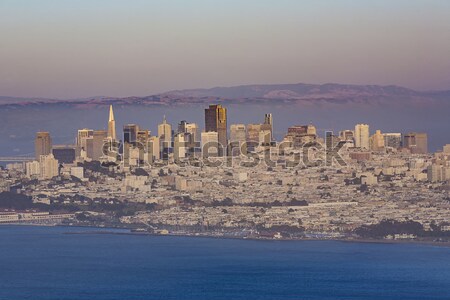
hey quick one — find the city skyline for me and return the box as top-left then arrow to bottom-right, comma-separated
3,102 -> 447,238
1,2 -> 450,299
29,104 -> 432,167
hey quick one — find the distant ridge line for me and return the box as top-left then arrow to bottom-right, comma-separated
1,83 -> 449,107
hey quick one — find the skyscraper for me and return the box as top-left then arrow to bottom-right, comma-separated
158,116 -> 172,160
107,105 -> 116,141
339,130 -> 354,142
325,131 -> 335,149
25,161 -> 40,178
201,131 -> 219,158
180,123 -> 199,156
230,124 -> 247,142
205,104 -> 227,156
230,124 -> 247,156
264,113 -> 273,140
123,124 -> 139,144
158,116 -> 172,146
77,129 -> 93,154
39,154 -> 59,180
443,144 -> 450,154
185,123 -> 199,144
383,133 -> 402,149
259,130 -> 271,146
284,125 -> 317,148
176,121 -> 198,154
404,132 -> 428,154
370,130 -> 385,152
174,133 -> 187,161
92,130 -> 107,160
177,120 -> 188,135
246,124 -> 261,144
35,132 -> 52,160
137,130 -> 151,145
354,124 -> 370,150
148,136 -> 160,162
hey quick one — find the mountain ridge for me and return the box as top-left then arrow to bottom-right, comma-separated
1,83 -> 449,108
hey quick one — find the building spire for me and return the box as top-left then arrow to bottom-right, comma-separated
107,105 -> 116,140
109,105 -> 115,122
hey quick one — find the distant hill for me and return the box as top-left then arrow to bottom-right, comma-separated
1,83 -> 449,108
163,83 -> 418,99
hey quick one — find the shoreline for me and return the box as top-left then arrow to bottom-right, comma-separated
2,223 -> 449,248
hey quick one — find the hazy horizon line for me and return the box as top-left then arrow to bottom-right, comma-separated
2,81 -> 450,101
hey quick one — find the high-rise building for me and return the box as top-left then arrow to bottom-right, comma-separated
383,133 -> 402,149
184,123 -> 199,148
260,124 -> 272,142
325,131 -> 337,149
107,105 -> 116,141
178,120 -> 188,135
205,104 -> 227,156
35,132 -> 52,160
137,130 -> 151,145
354,124 -> 370,150
284,125 -> 317,148
158,116 -> 172,146
122,125 -> 142,165
201,131 -> 219,158
123,124 -> 139,144
148,136 -> 160,162
184,123 -> 199,141
404,132 -> 428,154
230,124 -> 247,156
264,113 -> 273,139
174,133 -> 187,161
230,124 -> 247,142
370,130 -> 385,152
246,124 -> 261,143
39,154 -> 59,180
136,129 -> 151,162
176,121 -> 199,155
443,144 -> 450,154
77,129 -> 93,154
86,138 -> 94,160
26,161 -> 40,178
92,130 -> 107,160
259,130 -> 271,146
158,116 -> 172,159
339,130 -> 354,141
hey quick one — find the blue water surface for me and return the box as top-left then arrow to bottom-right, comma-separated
0,225 -> 449,300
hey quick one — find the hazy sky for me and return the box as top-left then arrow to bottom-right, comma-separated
1,0 -> 450,98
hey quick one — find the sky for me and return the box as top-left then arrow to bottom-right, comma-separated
1,0 -> 450,99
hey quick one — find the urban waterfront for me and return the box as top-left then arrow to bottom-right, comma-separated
2,1 -> 450,299
0,225 -> 449,300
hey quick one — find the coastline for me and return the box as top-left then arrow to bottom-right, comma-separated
2,223 -> 449,248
